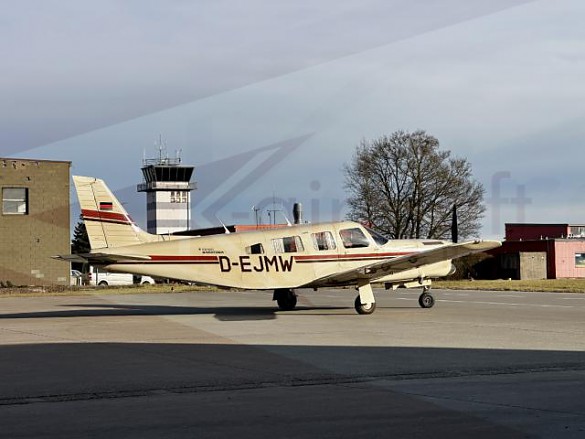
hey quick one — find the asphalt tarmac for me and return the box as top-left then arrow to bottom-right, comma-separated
0,288 -> 584,438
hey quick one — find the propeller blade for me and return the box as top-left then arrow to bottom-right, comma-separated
451,205 -> 458,243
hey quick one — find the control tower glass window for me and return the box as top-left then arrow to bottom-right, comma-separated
170,191 -> 188,203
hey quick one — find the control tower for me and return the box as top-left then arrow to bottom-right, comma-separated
137,150 -> 196,234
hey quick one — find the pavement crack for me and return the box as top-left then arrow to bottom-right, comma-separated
0,326 -> 82,343
391,390 -> 585,417
3,363 -> 585,408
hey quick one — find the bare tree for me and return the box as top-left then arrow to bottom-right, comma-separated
344,130 -> 485,239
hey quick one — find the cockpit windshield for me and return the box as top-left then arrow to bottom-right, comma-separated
364,227 -> 390,246
339,228 -> 370,249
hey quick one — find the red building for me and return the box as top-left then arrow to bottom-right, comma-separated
505,223 -> 585,241
487,224 -> 585,279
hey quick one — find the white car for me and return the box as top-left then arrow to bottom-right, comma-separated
85,266 -> 156,287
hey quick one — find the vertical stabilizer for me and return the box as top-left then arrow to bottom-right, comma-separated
73,176 -> 163,249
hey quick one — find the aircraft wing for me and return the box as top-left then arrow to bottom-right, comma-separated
307,240 -> 501,287
53,253 -> 152,264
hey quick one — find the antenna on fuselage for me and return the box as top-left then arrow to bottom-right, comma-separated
281,212 -> 292,227
216,215 -> 231,234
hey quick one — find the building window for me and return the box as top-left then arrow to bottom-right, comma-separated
170,191 -> 188,203
575,253 -> 585,267
2,187 -> 28,215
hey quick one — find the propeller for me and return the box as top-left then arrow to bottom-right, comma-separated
451,205 -> 458,243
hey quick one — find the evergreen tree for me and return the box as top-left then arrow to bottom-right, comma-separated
71,216 -> 90,254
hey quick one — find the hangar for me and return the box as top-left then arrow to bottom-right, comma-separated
0,158 -> 70,286
487,223 -> 585,280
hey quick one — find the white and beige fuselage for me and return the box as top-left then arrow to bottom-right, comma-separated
96,221 -> 454,290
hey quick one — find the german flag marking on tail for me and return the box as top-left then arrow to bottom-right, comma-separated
99,201 -> 113,211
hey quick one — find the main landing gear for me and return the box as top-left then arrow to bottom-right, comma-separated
418,286 -> 435,309
274,288 -> 297,311
275,284 -> 435,314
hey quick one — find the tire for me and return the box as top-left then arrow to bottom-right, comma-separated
354,295 -> 376,315
275,289 -> 297,311
98,281 -> 108,287
418,292 -> 435,308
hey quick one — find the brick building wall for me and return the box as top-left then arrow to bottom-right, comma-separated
553,240 -> 585,278
488,237 -> 585,279
0,158 -> 70,285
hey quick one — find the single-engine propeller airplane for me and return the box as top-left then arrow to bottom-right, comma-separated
58,176 -> 501,315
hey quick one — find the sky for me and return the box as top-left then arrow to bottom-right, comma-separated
2,0 -> 584,239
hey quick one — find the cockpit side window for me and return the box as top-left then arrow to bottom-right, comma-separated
364,227 -> 389,246
245,243 -> 264,254
339,228 -> 370,249
311,231 -> 337,251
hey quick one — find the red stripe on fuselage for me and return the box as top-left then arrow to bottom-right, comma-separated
148,255 -> 219,262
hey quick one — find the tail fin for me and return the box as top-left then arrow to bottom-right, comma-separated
74,176 -> 161,249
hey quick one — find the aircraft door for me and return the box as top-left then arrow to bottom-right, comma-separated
308,230 -> 341,281
337,226 -> 373,272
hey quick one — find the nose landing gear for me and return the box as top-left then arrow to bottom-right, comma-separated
354,281 -> 377,315
354,295 -> 376,314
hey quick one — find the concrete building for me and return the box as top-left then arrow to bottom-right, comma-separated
487,223 -> 585,280
0,158 -> 70,286
137,156 -> 196,234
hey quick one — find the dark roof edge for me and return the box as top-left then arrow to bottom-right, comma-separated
1,157 -> 72,165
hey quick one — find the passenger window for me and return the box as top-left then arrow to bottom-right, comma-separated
245,243 -> 264,254
311,231 -> 336,251
272,236 -> 304,253
339,228 -> 370,249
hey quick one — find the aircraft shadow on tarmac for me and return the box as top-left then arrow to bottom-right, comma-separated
0,304 -> 356,321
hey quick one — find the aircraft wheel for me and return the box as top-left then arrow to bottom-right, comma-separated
354,295 -> 376,315
275,289 -> 297,311
418,292 -> 435,308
